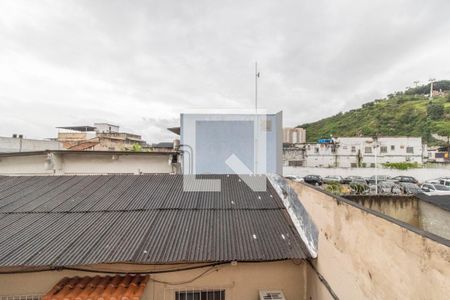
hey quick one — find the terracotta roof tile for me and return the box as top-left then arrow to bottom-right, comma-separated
43,275 -> 149,300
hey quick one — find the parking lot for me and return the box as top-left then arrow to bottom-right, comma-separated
284,174 -> 450,196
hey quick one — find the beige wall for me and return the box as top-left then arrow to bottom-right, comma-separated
0,261 -> 306,300
291,182 -> 450,300
0,153 -> 175,175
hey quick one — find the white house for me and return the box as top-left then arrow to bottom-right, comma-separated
288,136 -> 423,168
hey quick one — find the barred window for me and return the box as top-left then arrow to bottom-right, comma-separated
175,290 -> 225,300
0,296 -> 41,300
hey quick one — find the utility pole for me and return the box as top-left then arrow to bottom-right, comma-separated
429,78 -> 436,100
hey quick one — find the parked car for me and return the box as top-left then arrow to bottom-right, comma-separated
420,183 -> 450,195
366,175 -> 391,185
303,175 -> 323,186
399,182 -> 421,195
342,176 -> 365,184
438,177 -> 450,187
391,176 -> 418,184
284,175 -> 303,182
370,181 -> 402,195
323,175 -> 344,184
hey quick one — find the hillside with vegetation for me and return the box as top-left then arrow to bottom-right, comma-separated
298,80 -> 450,144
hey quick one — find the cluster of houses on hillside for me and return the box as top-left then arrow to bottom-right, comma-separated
283,128 -> 450,167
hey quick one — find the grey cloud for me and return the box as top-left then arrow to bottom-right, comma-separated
0,0 -> 449,140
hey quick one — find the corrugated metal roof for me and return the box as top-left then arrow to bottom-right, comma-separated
0,175 -> 309,267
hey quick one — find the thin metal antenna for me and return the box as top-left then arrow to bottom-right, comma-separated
255,62 -> 259,112
254,62 -> 260,174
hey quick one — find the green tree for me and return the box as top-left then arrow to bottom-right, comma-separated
427,103 -> 444,120
131,143 -> 142,152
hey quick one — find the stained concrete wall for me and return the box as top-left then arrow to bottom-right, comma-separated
345,195 -> 420,227
0,261 -> 306,300
420,201 -> 450,240
291,182 -> 450,300
345,195 -> 450,240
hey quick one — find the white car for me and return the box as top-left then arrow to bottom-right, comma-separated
420,183 -> 450,195
284,175 -> 304,182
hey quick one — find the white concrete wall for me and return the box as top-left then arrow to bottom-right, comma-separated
0,137 -> 62,152
284,166 -> 450,182
0,153 -> 175,175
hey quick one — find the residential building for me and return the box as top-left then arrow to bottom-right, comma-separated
427,146 -> 450,163
0,135 -> 62,152
57,123 -> 145,151
283,127 -> 306,144
0,150 -> 179,175
180,112 -> 283,174
284,136 -> 424,168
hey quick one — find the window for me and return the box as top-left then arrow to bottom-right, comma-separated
380,146 -> 387,153
289,160 -> 303,166
370,163 -> 375,167
0,297 -> 41,300
351,146 -> 356,153
391,145 -> 395,151
350,163 -> 357,168
315,147 -> 319,153
175,290 -> 225,300
406,147 -> 414,154
365,147 -> 372,154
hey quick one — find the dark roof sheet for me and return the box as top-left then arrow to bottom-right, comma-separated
0,175 -> 308,267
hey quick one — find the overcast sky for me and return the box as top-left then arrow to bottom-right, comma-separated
1,0 -> 450,142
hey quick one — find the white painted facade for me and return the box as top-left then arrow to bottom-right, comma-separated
302,137 -> 424,168
0,151 -> 179,175
0,136 -> 62,153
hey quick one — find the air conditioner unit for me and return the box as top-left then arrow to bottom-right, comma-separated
259,290 -> 287,300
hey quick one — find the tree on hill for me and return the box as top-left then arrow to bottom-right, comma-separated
427,102 -> 444,120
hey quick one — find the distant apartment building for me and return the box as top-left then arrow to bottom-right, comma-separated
57,122 -> 145,151
284,136 -> 424,168
0,134 -> 62,152
283,127 -> 306,144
